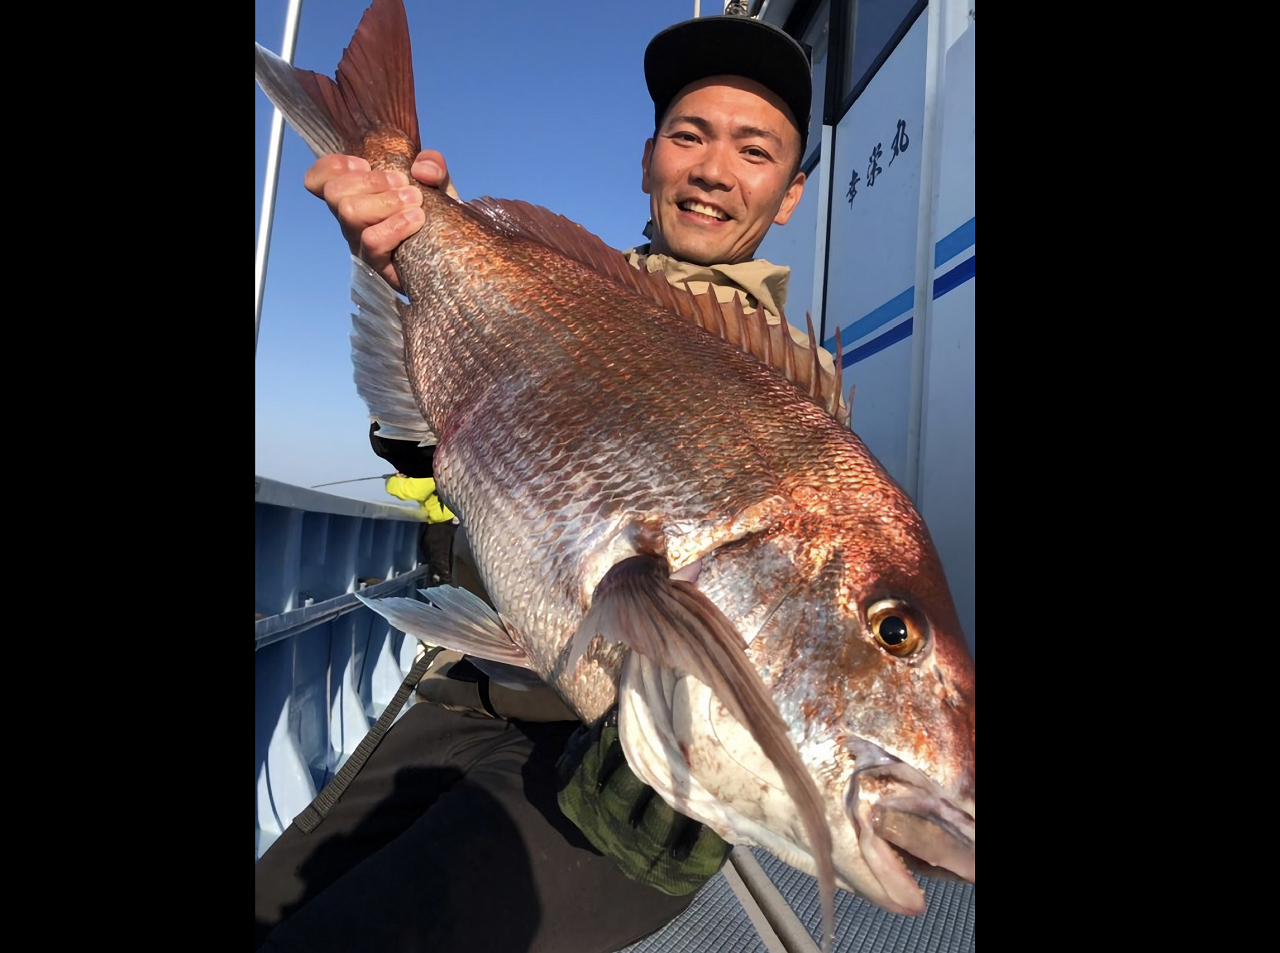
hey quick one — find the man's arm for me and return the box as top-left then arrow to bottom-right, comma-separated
384,473 -> 435,504
304,149 -> 454,292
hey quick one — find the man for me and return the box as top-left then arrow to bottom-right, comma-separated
256,13 -> 837,953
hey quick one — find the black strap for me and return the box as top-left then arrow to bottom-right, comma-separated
294,645 -> 443,833
476,671 -> 500,719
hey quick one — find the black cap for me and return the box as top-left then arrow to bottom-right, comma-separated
644,15 -> 812,159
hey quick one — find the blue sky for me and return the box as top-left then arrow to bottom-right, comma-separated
255,0 -> 705,504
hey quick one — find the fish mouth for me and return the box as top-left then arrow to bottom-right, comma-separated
676,199 -> 732,223
846,741 -> 975,905
870,796 -> 975,883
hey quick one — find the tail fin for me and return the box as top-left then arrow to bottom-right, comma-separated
254,0 -> 420,173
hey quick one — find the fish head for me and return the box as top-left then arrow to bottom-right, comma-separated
617,498 -> 974,915
752,520 -> 976,912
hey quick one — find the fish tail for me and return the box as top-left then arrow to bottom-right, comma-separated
254,0 -> 421,174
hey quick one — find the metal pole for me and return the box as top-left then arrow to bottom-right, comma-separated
726,848 -> 822,953
255,0 -> 306,357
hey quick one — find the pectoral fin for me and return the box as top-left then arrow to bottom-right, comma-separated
356,585 -> 532,669
569,555 -> 836,952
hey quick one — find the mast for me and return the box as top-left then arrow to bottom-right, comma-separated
255,0 -> 306,356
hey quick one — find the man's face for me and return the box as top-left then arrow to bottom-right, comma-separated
642,75 -> 806,266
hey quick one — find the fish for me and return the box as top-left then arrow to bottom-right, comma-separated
254,1 -> 975,948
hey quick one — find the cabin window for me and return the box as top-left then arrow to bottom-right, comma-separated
838,0 -> 927,110
784,0 -> 928,146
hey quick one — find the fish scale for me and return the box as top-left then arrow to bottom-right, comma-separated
400,190 -> 821,638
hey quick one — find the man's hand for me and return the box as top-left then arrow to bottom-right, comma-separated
556,708 -> 732,895
303,150 -> 453,292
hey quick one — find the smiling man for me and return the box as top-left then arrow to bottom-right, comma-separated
641,74 -> 805,266
258,12 -> 843,953
638,14 -> 808,270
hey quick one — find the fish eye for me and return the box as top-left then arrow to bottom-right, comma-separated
867,600 -> 925,657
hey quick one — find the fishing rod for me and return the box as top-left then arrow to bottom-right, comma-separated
311,474 -> 395,488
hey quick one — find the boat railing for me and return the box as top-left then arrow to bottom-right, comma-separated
255,475 -> 429,856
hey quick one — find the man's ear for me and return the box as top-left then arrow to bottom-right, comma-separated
773,171 -> 807,226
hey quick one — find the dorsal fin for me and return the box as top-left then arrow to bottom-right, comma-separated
465,196 -> 849,426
